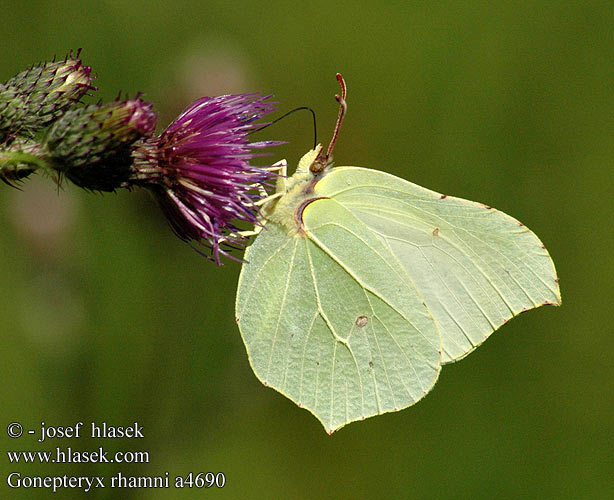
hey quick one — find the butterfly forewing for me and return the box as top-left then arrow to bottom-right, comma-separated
314,167 -> 561,363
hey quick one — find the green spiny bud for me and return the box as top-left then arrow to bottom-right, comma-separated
0,50 -> 95,141
0,137 -> 50,187
45,97 -> 157,191
0,85 -> 28,142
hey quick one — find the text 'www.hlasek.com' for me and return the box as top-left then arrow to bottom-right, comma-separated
5,421 -> 225,493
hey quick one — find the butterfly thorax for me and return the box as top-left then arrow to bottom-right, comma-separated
265,145 -> 330,235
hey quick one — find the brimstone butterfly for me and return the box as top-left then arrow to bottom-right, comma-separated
235,75 -> 560,433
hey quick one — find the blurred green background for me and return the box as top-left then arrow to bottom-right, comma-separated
1,1 -> 612,498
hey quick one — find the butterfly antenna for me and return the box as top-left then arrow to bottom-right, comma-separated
248,106 -> 317,149
311,73 -> 347,173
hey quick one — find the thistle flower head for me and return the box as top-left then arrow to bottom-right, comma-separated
45,96 -> 156,191
132,93 -> 282,264
0,50 -> 95,141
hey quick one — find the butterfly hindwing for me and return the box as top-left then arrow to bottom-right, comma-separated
236,199 -> 442,433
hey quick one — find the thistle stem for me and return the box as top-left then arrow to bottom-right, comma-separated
0,150 -> 49,170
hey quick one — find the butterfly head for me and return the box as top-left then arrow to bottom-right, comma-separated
263,75 -> 347,233
297,144 -> 325,175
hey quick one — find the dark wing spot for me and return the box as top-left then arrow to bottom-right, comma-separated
368,361 -> 374,369
432,228 -> 440,237
355,315 -> 368,328
440,194 -> 447,199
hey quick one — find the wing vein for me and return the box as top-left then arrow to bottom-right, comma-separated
238,230 -> 294,318
307,226 -> 440,358
265,237 -> 299,382
304,239 -> 366,418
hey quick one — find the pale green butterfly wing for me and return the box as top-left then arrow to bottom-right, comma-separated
236,198 -> 441,433
313,167 -> 561,363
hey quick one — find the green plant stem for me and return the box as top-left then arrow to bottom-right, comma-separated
0,144 -> 53,185
0,150 -> 49,170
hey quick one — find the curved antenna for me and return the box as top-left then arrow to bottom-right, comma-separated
248,106 -> 318,149
311,73 -> 347,173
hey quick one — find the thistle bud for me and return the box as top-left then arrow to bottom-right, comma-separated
45,97 -> 156,191
0,51 -> 95,141
0,85 -> 27,142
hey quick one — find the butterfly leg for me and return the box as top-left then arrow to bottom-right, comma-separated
236,228 -> 262,237
269,159 -> 289,195
262,159 -> 288,176
250,160 -> 287,200
251,159 -> 288,210
223,227 -> 263,244
254,192 -> 283,206
225,160 -> 288,247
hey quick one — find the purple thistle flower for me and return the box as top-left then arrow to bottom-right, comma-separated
132,93 -> 283,264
